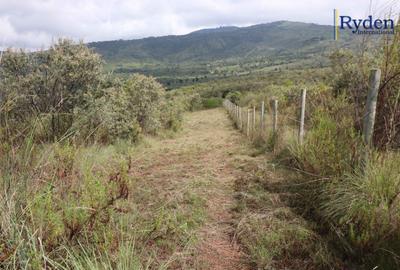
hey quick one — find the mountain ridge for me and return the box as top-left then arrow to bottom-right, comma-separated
88,21 -> 354,87
89,21 -> 346,62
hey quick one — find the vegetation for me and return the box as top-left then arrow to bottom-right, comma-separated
234,161 -> 342,269
221,22 -> 400,269
0,40 -> 201,269
1,15 -> 400,270
89,21 -> 356,88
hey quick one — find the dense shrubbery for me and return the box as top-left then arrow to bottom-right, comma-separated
313,29 -> 400,267
0,40 -> 191,268
73,86 -> 142,144
123,74 -> 165,134
0,40 -> 103,142
0,40 -> 186,145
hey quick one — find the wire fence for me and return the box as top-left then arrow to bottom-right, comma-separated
223,93 -> 304,149
223,68 -> 382,164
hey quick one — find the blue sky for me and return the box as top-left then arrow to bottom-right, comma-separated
0,0 -> 398,49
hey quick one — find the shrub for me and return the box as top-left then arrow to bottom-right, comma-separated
0,39 -> 103,142
187,93 -> 203,111
202,97 -> 222,109
374,24 -> 400,149
73,87 -> 141,144
28,144 -> 130,248
330,26 -> 400,150
160,97 -> 185,132
124,74 -> 165,134
225,91 -> 241,104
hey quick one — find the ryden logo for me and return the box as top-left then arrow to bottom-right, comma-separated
333,9 -> 395,40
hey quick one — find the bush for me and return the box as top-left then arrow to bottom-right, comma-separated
0,39 -> 103,142
124,74 -> 165,134
31,144 -> 129,245
160,96 -> 185,131
73,87 -> 141,144
330,28 -> 400,150
202,97 -> 222,109
187,93 -> 203,111
225,91 -> 241,104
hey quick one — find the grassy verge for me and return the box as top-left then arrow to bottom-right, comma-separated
227,92 -> 400,268
0,138 -> 207,269
232,154 -> 343,269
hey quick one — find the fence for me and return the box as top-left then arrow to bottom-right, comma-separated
223,90 -> 306,146
222,69 -> 381,164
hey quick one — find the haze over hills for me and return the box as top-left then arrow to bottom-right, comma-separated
89,21 -> 355,87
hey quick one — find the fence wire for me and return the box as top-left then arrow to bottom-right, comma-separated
223,92 -> 306,149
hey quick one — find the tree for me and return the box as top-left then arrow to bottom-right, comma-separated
0,39 -> 103,141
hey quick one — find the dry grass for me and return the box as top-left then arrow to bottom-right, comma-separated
232,156 -> 344,270
126,108 -> 252,269
1,107 -> 347,269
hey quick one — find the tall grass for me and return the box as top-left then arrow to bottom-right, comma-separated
229,62 -> 400,267
0,131 -> 202,269
322,153 -> 400,268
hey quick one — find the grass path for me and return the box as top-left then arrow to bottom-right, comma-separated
130,108 -> 253,269
128,108 -> 342,269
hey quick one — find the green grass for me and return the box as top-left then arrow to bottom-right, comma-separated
322,153 -> 400,268
0,138 -> 207,269
226,81 -> 400,268
233,160 -> 341,269
202,97 -> 222,109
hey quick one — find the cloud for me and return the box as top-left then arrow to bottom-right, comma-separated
0,0 -> 398,49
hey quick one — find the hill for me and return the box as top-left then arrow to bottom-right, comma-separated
89,21 -> 355,87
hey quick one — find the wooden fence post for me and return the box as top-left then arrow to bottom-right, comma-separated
237,105 -> 239,124
272,100 -> 278,133
239,107 -> 242,130
363,69 -> 381,146
234,105 -> 237,124
247,108 -> 251,137
362,68 -> 381,166
252,106 -> 256,136
235,104 -> 238,122
236,105 -> 239,126
260,101 -> 265,134
299,89 -> 307,145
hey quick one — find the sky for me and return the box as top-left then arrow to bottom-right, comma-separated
0,0 -> 398,49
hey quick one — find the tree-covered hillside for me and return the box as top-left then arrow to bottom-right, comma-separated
89,21 -> 355,87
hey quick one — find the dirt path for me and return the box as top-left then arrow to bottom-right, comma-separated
130,108 -> 252,269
